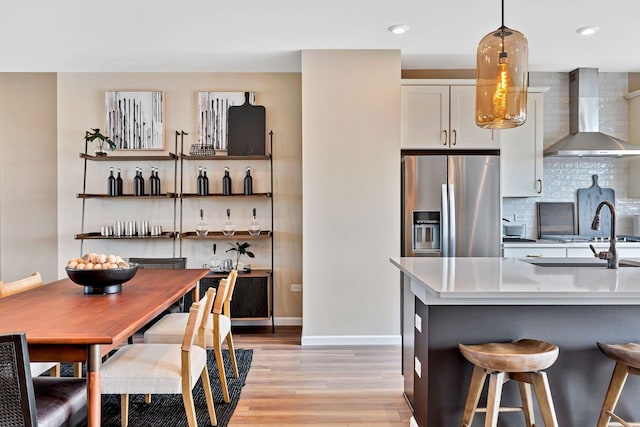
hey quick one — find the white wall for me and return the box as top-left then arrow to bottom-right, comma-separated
301,50 -> 401,345
0,73 -> 58,282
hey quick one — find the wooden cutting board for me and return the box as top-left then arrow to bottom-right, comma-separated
577,175 -> 615,237
227,92 -> 266,156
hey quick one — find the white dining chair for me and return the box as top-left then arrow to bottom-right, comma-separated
100,288 -> 217,427
144,271 -> 239,403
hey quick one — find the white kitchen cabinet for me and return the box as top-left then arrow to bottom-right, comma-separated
401,81 -> 498,149
626,90 -> 640,197
503,247 -> 567,258
567,245 -> 640,259
501,89 -> 547,197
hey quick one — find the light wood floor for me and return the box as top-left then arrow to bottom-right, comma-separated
229,326 -> 412,426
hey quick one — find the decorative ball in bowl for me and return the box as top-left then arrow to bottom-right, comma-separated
65,254 -> 138,294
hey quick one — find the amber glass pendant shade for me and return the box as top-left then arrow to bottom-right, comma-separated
476,26 -> 528,129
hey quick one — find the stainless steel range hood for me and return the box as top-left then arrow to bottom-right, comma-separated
543,68 -> 640,157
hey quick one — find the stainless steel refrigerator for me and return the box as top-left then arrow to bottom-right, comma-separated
402,153 -> 501,257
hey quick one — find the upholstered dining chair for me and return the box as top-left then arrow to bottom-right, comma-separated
0,332 -> 87,427
144,271 -> 239,403
0,273 -> 62,378
101,289 -> 217,427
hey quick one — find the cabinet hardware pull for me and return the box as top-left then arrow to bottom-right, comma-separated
452,129 -> 457,145
537,179 -> 543,194
442,130 -> 448,146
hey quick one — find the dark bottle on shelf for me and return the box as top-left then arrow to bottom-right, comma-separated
134,167 -> 145,196
197,166 -> 204,196
149,167 -> 157,195
222,166 -> 232,195
115,168 -> 123,196
108,167 -> 116,196
203,167 -> 210,195
154,168 -> 161,195
243,166 -> 253,195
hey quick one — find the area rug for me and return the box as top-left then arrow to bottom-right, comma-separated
64,348 -> 252,427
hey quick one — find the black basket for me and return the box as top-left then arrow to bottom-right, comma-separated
189,144 -> 216,156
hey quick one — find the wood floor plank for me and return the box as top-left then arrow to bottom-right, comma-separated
229,327 -> 412,426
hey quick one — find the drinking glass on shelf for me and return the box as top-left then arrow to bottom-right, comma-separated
222,208 -> 236,236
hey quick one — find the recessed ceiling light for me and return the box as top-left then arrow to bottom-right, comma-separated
388,25 -> 409,35
576,26 -> 600,36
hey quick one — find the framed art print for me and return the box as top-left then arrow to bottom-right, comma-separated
197,91 -> 255,151
105,91 -> 164,150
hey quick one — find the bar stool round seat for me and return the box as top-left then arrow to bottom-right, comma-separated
459,338 -> 559,427
596,342 -> 640,427
459,339 -> 559,372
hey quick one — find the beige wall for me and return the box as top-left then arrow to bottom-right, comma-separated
402,69 -> 476,79
630,73 -> 640,92
301,50 -> 401,343
57,73 -> 302,320
0,73 -> 58,283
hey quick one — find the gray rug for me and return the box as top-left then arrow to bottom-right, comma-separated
67,349 -> 252,427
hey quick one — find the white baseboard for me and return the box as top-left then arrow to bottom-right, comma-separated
231,317 -> 302,327
409,416 -> 418,427
301,334 -> 401,346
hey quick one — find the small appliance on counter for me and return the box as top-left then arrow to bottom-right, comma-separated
502,218 -> 535,242
502,218 -> 526,238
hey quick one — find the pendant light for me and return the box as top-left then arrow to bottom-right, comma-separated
476,0 -> 528,129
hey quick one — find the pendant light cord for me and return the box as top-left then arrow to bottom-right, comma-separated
500,0 -> 506,56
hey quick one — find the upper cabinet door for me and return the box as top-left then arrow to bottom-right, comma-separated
401,86 -> 449,149
501,92 -> 544,197
449,85 -> 498,149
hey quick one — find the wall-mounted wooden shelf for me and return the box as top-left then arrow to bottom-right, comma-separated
179,192 -> 271,199
179,154 -> 271,161
74,232 -> 176,240
77,193 -> 177,199
80,153 -> 177,161
179,230 -> 272,240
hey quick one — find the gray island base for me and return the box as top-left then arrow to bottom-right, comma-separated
392,257 -> 640,427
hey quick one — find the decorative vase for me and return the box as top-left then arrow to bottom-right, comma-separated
94,141 -> 108,156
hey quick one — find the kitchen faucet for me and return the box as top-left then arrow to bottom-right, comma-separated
590,200 -> 618,269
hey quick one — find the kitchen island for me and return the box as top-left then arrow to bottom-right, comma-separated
391,256 -> 640,427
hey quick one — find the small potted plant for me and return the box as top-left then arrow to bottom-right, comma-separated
226,241 -> 255,271
85,128 -> 116,156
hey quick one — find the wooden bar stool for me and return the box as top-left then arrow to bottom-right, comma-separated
596,342 -> 640,427
459,339 -> 559,427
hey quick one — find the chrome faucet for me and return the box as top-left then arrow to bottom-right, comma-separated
590,201 -> 618,269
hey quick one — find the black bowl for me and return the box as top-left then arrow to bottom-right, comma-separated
65,263 -> 139,294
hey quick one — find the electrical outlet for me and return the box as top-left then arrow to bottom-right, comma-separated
290,283 -> 302,292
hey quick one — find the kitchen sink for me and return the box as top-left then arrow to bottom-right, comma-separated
524,258 -> 640,268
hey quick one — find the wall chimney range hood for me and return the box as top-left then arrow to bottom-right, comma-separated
543,68 -> 640,157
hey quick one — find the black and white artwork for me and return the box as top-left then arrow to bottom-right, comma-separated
105,91 -> 164,150
198,92 -> 255,150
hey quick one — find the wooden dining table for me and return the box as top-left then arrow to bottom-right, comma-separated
0,268 -> 208,427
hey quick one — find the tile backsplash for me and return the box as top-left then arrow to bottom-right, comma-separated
502,72 -> 640,237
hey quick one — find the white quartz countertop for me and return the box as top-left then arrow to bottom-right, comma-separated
390,256 -> 640,305
503,240 -> 640,248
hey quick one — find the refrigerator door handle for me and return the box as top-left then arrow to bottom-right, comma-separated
441,184 -> 449,257
448,184 -> 456,256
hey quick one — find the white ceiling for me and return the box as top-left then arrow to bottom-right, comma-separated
2,0 -> 639,72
